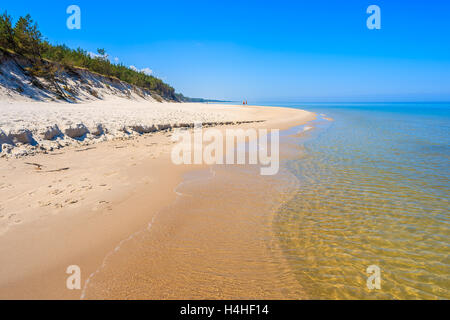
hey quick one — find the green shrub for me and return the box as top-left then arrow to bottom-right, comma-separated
0,11 -> 178,100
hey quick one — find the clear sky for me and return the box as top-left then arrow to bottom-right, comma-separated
2,0 -> 450,101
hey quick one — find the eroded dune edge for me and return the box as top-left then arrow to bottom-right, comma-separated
0,100 -> 267,157
0,50 -> 269,157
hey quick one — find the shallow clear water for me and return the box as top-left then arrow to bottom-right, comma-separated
84,102 -> 449,300
272,102 -> 450,299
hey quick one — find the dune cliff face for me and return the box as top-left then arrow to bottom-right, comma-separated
0,49 -> 173,103
0,50 -> 257,159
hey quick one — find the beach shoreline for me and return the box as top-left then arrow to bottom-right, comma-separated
0,100 -> 315,299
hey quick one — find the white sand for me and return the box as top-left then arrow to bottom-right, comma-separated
0,99 -> 262,157
0,54 -> 265,157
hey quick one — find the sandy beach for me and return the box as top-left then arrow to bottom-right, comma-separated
0,99 -> 263,157
0,99 -> 314,299
1,0 -> 449,305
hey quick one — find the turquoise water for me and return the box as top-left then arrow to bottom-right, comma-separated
268,102 -> 450,299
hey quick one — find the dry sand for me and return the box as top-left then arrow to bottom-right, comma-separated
0,100 -> 314,299
0,99 -> 267,157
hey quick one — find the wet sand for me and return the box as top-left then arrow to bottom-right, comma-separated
0,104 -> 315,299
82,164 -> 306,299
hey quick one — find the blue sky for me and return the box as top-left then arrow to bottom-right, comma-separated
2,0 -> 450,101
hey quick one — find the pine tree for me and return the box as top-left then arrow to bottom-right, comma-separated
1,12 -> 177,100
0,11 -> 16,50
14,14 -> 42,58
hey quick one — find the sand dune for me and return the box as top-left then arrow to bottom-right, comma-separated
0,99 -> 266,157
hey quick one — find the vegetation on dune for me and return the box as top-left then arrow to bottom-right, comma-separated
0,11 -> 178,100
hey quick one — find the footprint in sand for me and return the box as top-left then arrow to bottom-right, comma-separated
65,199 -> 79,205
38,201 -> 52,207
91,200 -> 110,212
0,183 -> 13,190
51,189 -> 63,196
8,213 -> 22,224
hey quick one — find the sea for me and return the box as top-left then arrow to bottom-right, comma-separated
269,102 -> 449,299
